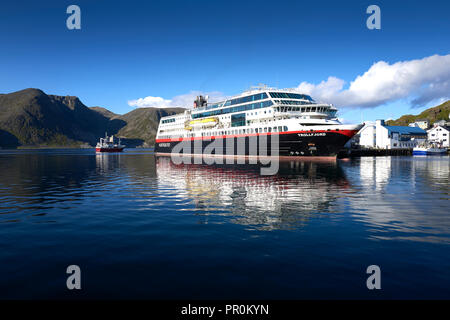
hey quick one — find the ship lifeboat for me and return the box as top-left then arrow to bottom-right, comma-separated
185,117 -> 218,130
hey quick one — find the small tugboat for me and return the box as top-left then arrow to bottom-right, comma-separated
413,142 -> 447,155
95,133 -> 125,152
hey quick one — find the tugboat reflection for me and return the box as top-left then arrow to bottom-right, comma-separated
95,153 -> 122,174
156,157 -> 351,230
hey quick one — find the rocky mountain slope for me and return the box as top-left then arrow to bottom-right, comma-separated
0,88 -> 184,148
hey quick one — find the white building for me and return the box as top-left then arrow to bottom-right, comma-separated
427,125 -> 450,147
433,119 -> 450,128
408,119 -> 429,130
359,120 -> 427,149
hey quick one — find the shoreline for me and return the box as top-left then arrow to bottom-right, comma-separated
0,145 -> 155,150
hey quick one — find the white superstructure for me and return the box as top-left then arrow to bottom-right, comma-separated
156,86 -> 355,141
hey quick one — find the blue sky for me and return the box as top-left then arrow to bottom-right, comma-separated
0,0 -> 449,123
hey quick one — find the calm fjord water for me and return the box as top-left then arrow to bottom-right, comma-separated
0,149 -> 449,299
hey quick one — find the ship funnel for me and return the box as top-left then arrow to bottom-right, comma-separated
193,95 -> 207,108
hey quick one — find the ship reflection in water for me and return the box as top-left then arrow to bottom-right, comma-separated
156,156 -> 351,230
1,150 -> 450,299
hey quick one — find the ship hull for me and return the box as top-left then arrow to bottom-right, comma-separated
155,130 -> 357,157
413,148 -> 447,155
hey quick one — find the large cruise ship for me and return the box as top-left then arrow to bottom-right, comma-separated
155,86 -> 363,157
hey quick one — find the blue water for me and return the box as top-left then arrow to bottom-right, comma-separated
0,149 -> 449,299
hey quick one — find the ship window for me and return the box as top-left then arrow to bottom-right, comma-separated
269,92 -> 314,101
226,92 -> 268,107
273,127 -> 277,132
264,127 -> 268,133
231,113 -> 246,127
192,100 -> 273,119
284,126 -> 288,131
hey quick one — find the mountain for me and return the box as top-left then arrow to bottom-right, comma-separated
386,100 -> 450,126
89,106 -> 118,119
0,88 -> 184,148
0,88 -> 111,148
113,107 -> 184,147
88,105 -> 184,148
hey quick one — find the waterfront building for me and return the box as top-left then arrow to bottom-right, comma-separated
359,120 -> 427,149
427,125 -> 450,147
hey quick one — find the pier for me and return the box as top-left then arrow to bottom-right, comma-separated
338,148 -> 413,158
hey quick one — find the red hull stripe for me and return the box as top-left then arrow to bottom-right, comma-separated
155,129 -> 357,143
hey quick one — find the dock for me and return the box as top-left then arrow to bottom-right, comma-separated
338,148 -> 413,159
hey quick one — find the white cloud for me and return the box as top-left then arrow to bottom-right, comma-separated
127,96 -> 173,108
129,54 -> 450,110
128,91 -> 225,109
296,54 -> 450,109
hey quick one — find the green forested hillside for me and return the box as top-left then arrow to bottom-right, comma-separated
386,100 -> 450,126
